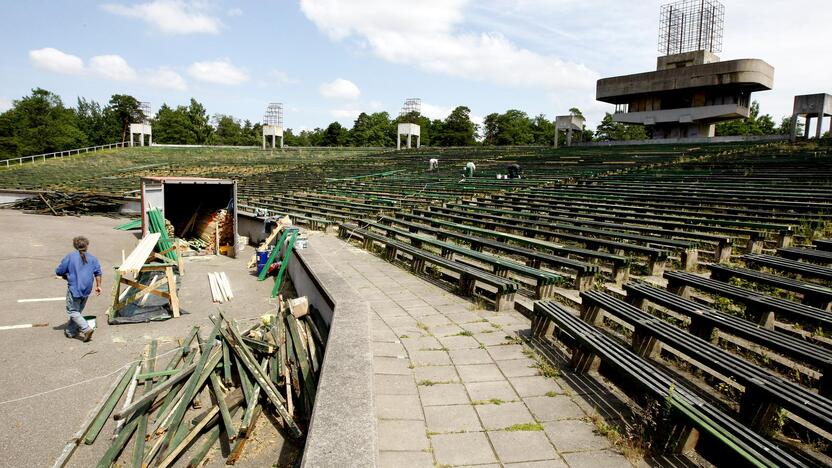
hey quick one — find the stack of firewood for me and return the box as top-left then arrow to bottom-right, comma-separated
190,209 -> 233,253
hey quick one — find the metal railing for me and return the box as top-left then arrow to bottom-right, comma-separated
2,141 -> 129,168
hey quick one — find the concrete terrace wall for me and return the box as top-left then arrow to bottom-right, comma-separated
290,242 -> 377,467
576,134 -> 788,147
238,212 -> 375,466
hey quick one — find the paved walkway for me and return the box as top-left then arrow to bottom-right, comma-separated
311,233 -> 633,468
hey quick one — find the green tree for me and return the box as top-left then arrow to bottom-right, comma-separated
241,120 -> 261,146
153,104 -> 196,144
0,88 -> 86,158
594,113 -> 648,141
107,94 -> 144,143
75,97 -> 117,145
186,98 -> 212,144
322,122 -> 349,146
437,106 -> 477,146
212,114 -> 243,145
531,114 -> 554,145
350,112 -> 394,146
492,109 -> 534,145
715,101 -> 779,136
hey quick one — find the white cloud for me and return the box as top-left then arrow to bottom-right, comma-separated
90,54 -> 137,81
268,70 -> 298,85
147,67 -> 187,90
188,59 -> 248,85
300,0 -> 597,91
420,103 -> 453,121
320,78 -> 360,100
28,47 -> 85,75
102,0 -> 222,35
0,98 -> 12,113
330,108 -> 361,119
28,47 -> 188,91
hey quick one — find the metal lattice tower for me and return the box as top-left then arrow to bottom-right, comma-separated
139,101 -> 151,123
263,103 -> 284,127
659,0 -> 724,56
400,98 -> 421,118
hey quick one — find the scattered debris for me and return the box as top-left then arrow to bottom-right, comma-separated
2,192 -> 123,216
56,305 -> 326,467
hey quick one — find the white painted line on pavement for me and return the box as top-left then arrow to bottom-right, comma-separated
17,297 -> 64,303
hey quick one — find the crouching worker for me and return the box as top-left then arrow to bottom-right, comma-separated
56,236 -> 102,342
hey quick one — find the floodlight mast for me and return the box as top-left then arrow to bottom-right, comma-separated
262,103 -> 284,149
397,98 -> 422,150
400,98 -> 421,119
129,102 -> 152,147
659,0 -> 724,56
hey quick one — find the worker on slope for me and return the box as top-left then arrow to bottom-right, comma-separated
55,236 -> 102,342
429,158 -> 439,171
464,161 -> 476,178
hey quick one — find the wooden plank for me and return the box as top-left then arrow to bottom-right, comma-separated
112,362 -> 197,420
219,314 -> 302,437
132,340 -> 156,468
165,266 -> 180,317
83,362 -> 139,444
119,233 -> 162,277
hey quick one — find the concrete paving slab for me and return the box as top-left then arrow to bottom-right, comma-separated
561,450 -> 632,468
374,356 -> 412,375
409,350 -> 452,366
418,383 -> 470,406
526,395 -> 586,421
378,420 -> 429,451
496,358 -> 540,377
488,344 -> 529,361
373,341 -> 407,358
504,460 -> 569,468
457,363 -> 505,382
432,432 -> 497,466
488,430 -> 559,464
375,374 -> 418,395
466,381 -> 520,402
437,334 -> 482,349
449,348 -> 494,365
424,404 -> 483,433
415,365 -> 460,384
378,451 -> 435,468
376,394 -> 424,421
544,420 -> 612,453
509,376 -> 563,397
476,402 -> 536,430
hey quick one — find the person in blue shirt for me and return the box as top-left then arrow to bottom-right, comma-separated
55,236 -> 102,342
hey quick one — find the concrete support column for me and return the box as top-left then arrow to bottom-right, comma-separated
805,116 -> 812,138
567,128 -> 573,146
262,133 -> 266,150
553,129 -> 559,148
818,111 -> 825,139
407,134 -> 412,149
396,134 -> 401,151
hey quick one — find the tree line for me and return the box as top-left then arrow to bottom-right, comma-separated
0,87 -> 799,160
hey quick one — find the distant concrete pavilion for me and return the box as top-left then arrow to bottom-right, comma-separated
596,0 -> 774,140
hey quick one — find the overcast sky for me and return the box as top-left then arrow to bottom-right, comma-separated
1,0 -> 830,131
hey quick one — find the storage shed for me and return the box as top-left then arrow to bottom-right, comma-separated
140,177 -> 238,255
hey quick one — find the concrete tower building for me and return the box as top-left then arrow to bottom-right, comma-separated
129,102 -> 152,147
397,98 -> 421,150
596,0 -> 774,140
262,103 -> 284,149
